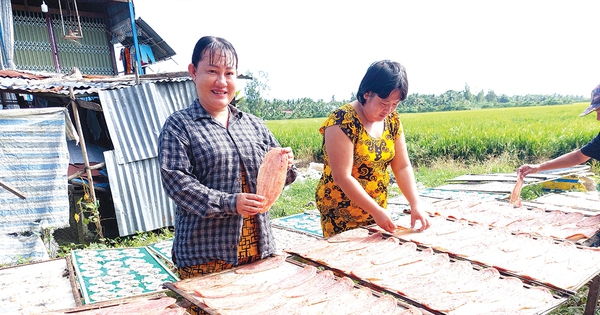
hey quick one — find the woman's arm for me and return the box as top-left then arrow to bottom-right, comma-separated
390,132 -> 430,231
518,149 -> 590,176
324,125 -> 396,233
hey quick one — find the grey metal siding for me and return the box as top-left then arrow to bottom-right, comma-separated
103,150 -> 174,236
99,80 -> 195,165
99,80 -> 196,236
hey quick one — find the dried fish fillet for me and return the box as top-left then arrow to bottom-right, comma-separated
256,148 -> 288,213
509,173 -> 524,207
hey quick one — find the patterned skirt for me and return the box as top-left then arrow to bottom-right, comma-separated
176,169 -> 260,315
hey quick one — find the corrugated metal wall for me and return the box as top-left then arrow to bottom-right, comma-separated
100,83 -> 169,165
103,150 -> 174,236
13,10 -> 113,75
99,80 -> 196,236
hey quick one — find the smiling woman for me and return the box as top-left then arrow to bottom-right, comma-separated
185,37 -> 238,125
157,35 -> 299,315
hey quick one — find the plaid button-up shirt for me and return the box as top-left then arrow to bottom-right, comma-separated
158,99 -> 295,268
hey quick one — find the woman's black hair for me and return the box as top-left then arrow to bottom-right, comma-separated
190,36 -> 238,69
356,60 -> 408,104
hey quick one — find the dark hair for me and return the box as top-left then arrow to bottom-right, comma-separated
357,60 -> 408,104
190,36 -> 238,69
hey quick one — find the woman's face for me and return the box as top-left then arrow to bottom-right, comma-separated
188,50 -> 237,112
363,89 -> 401,122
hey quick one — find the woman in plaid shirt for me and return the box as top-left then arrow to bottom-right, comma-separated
158,36 -> 297,305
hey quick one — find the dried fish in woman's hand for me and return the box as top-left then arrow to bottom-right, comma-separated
509,173 -> 524,207
256,148 -> 289,213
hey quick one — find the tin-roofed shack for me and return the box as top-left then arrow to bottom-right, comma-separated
0,69 -> 196,262
0,0 -> 186,265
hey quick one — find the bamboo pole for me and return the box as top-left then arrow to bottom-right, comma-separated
69,87 -> 96,203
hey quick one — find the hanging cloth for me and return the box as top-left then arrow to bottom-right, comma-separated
0,0 -> 16,69
138,45 -> 156,65
120,47 -> 132,74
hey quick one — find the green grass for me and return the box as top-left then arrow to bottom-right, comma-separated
267,102 -> 600,220
550,286 -> 600,315
57,228 -> 174,257
401,103 -> 598,165
265,118 -> 325,164
269,177 -> 319,219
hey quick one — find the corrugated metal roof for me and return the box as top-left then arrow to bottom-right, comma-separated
99,80 -> 195,164
99,80 -> 196,236
0,69 -> 191,96
99,83 -> 168,164
119,18 -> 176,63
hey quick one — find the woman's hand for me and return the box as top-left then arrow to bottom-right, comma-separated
236,193 -> 266,215
372,208 -> 397,234
410,205 -> 430,232
517,164 -> 539,177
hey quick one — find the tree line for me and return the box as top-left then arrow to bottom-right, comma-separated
237,71 -> 589,120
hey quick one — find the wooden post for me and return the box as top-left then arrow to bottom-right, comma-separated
69,87 -> 105,240
584,274 -> 600,315
0,178 -> 26,199
68,87 -> 97,204
68,162 -> 106,181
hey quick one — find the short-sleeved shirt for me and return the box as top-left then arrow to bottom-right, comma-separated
581,132 -> 600,161
315,103 -> 403,237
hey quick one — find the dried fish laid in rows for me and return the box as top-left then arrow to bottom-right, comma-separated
380,215 -> 600,291
284,229 -> 566,314
286,230 -> 405,274
171,255 -> 423,315
428,199 -> 600,241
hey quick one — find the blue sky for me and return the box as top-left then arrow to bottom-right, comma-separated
135,0 -> 600,101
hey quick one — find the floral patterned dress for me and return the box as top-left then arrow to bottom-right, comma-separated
315,103 -> 402,237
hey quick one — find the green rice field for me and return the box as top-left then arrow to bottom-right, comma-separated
266,102 -> 599,168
